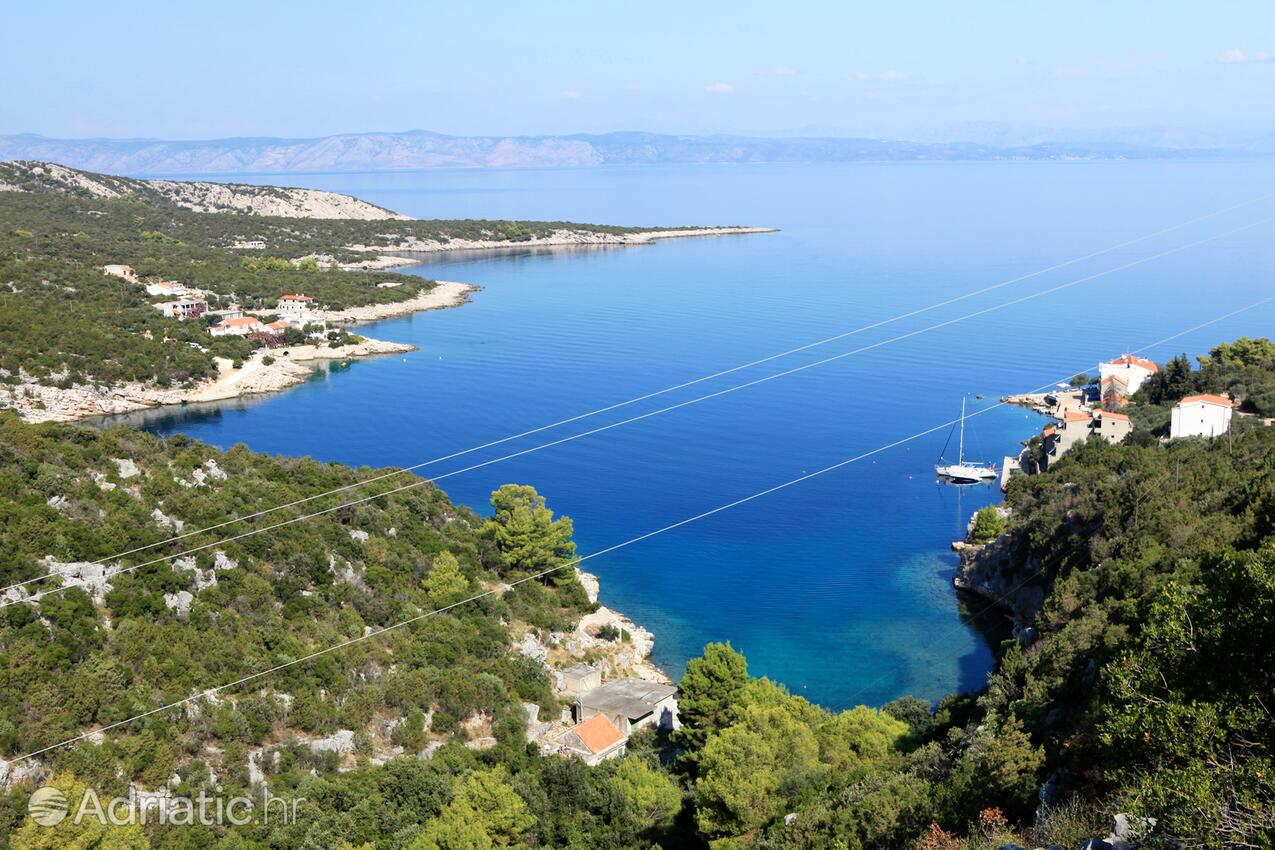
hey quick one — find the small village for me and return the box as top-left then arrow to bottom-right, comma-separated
998,352 -> 1244,488
102,263 -> 330,345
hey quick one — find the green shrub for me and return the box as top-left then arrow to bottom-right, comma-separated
970,506 -> 1007,543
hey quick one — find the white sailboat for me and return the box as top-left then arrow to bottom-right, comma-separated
935,397 -> 997,484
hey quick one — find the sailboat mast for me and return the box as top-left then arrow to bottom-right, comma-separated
958,397 -> 966,463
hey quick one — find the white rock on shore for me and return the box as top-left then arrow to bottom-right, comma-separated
0,336 -> 414,423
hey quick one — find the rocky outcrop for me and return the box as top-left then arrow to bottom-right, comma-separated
953,533 -> 1047,632
0,161 -> 409,220
0,379 -> 191,423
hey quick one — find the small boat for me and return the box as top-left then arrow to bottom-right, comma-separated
936,397 -> 997,484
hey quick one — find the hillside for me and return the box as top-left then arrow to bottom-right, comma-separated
0,346 -> 1270,849
0,130 -> 1246,176
0,414 -> 669,847
0,161 -> 410,220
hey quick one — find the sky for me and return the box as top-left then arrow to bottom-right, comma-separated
4,0 -> 1275,143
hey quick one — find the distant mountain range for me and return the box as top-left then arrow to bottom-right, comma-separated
0,130 -> 1266,175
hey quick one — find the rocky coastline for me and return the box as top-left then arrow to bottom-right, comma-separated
952,508 -> 1049,642
515,568 -> 670,687
346,225 -> 777,260
313,280 -> 477,324
0,336 -> 414,424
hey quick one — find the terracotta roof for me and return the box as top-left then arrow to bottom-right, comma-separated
280,294 -> 313,301
1063,411 -> 1092,423
1042,425 -> 1057,437
222,317 -> 264,328
572,714 -> 625,754
1105,354 -> 1159,373
1177,393 -> 1233,408
266,321 -> 291,330
1100,411 -> 1131,422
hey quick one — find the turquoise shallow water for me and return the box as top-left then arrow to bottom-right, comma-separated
112,161 -> 1275,709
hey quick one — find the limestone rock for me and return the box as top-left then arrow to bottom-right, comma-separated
517,633 -> 548,663
152,507 -> 184,532
164,590 -> 195,619
308,730 -> 355,755
44,557 -> 113,603
577,569 -> 600,604
953,534 -> 1046,629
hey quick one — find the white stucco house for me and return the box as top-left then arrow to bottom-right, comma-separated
155,297 -> 207,319
277,294 -> 314,317
1170,394 -> 1233,439
208,316 -> 268,337
146,280 -> 193,298
275,294 -> 325,331
102,264 -> 136,282
1098,354 -> 1159,405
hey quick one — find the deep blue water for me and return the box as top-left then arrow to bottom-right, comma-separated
112,162 -> 1275,709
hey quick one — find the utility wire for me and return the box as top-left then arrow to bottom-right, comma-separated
4,192 -> 1269,598
6,213 -> 1271,608
11,293 -> 1271,764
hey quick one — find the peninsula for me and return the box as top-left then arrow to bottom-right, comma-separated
0,161 -> 773,421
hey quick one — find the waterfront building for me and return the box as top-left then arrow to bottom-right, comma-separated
574,678 -> 679,736
1098,354 -> 1159,406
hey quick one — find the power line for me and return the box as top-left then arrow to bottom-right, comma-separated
11,293 -> 1271,764
7,213 -> 1271,608
4,192 -> 1269,599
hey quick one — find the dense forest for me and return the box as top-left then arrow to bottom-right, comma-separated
0,187 -> 672,392
0,343 -> 1272,850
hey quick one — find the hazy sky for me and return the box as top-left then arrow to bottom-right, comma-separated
5,1 -> 1275,141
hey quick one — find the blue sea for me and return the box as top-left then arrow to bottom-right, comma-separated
110,161 -> 1275,709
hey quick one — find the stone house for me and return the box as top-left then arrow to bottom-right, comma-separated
558,713 -> 627,766
574,678 -> 679,736
560,663 -> 602,697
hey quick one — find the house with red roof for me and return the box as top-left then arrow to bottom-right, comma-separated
208,316 -> 268,337
1170,394 -> 1233,439
1041,407 -> 1134,468
1098,354 -> 1159,407
557,713 -> 627,766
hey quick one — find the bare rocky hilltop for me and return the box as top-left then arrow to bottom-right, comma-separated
0,160 -> 408,220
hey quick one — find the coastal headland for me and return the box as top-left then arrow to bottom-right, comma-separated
0,162 -> 774,423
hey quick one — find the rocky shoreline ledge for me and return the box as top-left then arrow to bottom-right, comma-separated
0,336 -> 414,423
314,280 -> 477,324
951,507 -> 1050,645
516,568 -> 670,686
